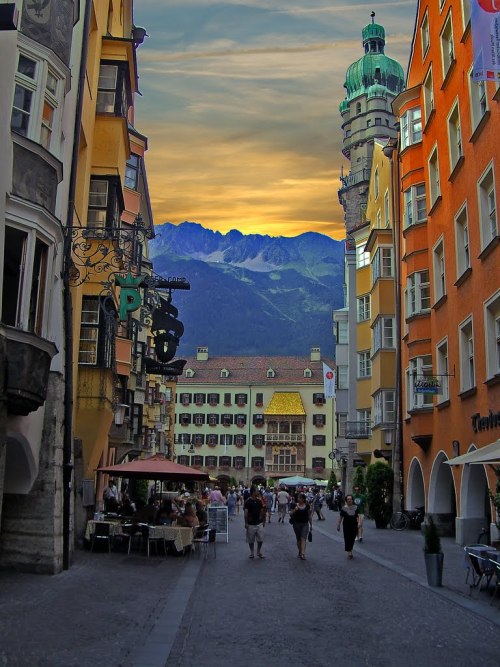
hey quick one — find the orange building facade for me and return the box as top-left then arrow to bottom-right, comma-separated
393,0 -> 500,544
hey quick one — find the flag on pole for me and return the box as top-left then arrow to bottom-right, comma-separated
323,363 -> 336,399
471,0 -> 500,82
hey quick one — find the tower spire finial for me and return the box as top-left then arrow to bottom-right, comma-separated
371,11 -> 375,23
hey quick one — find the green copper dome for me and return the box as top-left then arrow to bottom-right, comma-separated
339,18 -> 404,112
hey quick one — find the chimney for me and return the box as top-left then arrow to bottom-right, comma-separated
310,347 -> 321,362
196,346 -> 208,361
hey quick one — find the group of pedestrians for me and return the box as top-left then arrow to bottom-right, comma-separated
242,484 -> 367,562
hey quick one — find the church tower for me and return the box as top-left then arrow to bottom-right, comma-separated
338,14 -> 404,233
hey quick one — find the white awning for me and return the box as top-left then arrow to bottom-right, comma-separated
446,439 -> 500,465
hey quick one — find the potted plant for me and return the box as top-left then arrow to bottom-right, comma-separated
365,461 -> 393,528
423,515 -> 444,587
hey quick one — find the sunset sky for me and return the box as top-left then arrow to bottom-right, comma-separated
133,1 -> 417,240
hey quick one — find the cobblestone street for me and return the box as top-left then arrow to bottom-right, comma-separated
1,511 -> 499,667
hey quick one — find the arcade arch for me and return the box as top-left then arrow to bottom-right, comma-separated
406,457 -> 425,510
428,451 -> 456,537
455,446 -> 491,545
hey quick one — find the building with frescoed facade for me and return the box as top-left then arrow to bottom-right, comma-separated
174,347 -> 336,485
392,0 -> 500,543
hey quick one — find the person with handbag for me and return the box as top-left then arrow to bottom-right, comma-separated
289,492 -> 312,560
337,494 -> 361,560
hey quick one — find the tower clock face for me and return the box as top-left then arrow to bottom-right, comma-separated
26,1 -> 51,25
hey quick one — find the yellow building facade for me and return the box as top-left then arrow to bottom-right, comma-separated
70,1 -> 157,537
349,140 -> 398,468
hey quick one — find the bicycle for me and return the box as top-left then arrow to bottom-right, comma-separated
390,506 -> 425,531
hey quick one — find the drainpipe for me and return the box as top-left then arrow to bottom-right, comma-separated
62,0 -> 92,571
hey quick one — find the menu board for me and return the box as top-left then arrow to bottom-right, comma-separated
207,505 -> 229,542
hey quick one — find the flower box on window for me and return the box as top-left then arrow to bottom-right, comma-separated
253,466 -> 262,471
313,467 -> 324,473
207,465 -> 215,470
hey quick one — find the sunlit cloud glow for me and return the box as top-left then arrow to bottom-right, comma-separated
134,1 -> 416,239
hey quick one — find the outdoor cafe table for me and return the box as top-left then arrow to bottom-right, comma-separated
152,525 -> 194,553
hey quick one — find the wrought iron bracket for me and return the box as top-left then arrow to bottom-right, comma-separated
64,214 -> 153,286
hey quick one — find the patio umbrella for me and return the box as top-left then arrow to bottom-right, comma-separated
278,475 -> 315,486
97,454 -> 210,481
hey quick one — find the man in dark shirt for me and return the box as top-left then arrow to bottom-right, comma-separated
244,486 -> 266,559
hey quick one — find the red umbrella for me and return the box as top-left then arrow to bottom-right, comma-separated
97,454 -> 209,481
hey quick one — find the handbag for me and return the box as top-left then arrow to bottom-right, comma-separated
308,528 -> 312,542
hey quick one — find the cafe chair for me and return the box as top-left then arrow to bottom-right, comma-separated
193,528 -> 216,559
90,522 -> 113,553
464,547 -> 495,596
147,526 -> 167,557
489,560 -> 500,606
112,525 -> 132,554
463,544 -> 488,585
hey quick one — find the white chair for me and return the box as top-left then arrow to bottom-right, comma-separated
193,528 -> 216,558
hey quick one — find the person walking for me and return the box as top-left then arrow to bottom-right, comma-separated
208,486 -> 226,506
289,492 -> 312,560
312,488 -> 325,521
244,486 -> 266,559
334,485 -> 344,511
352,485 -> 367,542
337,494 -> 360,560
263,488 -> 274,523
227,488 -> 237,519
276,487 -> 289,523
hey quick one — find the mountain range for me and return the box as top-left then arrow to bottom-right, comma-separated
149,222 -> 345,357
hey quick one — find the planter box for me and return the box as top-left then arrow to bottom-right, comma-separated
424,552 -> 444,587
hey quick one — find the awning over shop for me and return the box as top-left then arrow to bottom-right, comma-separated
446,439 -> 500,466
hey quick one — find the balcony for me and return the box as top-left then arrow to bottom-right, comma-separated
338,168 -> 371,194
1,325 -> 58,416
265,464 -> 305,473
345,421 -> 372,439
265,433 -> 305,443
